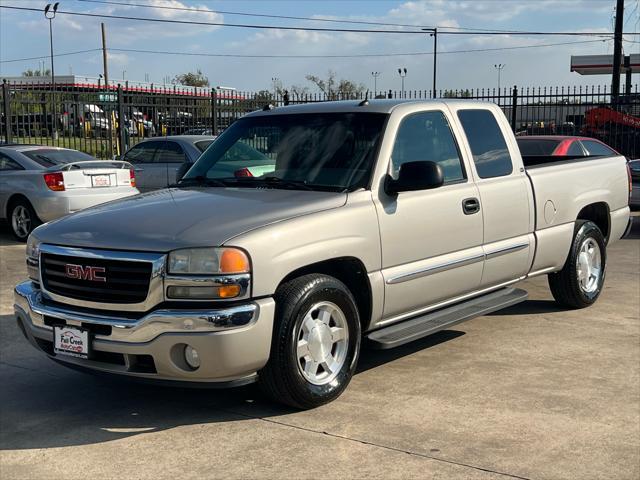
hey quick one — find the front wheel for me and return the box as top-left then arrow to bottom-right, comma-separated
259,274 -> 361,409
548,220 -> 606,309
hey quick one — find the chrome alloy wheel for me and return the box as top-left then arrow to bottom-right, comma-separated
296,301 -> 349,386
577,237 -> 602,294
11,205 -> 31,239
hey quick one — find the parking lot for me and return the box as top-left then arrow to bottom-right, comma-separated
0,219 -> 638,480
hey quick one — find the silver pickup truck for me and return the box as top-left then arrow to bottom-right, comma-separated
14,100 -> 631,409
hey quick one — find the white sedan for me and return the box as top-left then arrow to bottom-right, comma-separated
0,145 -> 139,241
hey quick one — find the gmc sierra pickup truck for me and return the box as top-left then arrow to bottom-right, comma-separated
14,100 -> 632,409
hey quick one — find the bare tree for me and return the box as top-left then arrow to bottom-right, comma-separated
305,70 -> 366,99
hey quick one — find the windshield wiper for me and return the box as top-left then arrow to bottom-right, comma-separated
173,175 -> 227,188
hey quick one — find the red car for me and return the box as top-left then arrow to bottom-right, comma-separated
516,136 -> 618,157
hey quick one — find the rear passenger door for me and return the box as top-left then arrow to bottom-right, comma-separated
123,141 -> 163,192
451,106 -> 534,287
155,141 -> 188,187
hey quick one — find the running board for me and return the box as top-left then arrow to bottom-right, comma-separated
366,287 -> 528,349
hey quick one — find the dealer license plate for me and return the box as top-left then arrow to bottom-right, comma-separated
54,325 -> 89,359
91,174 -> 111,187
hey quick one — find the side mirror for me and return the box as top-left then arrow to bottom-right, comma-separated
176,162 -> 192,182
385,161 -> 444,195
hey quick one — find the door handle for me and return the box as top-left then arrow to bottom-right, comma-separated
462,197 -> 480,215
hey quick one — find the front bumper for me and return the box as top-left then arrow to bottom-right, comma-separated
14,281 -> 275,385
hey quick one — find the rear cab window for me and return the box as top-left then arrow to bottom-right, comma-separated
457,109 -> 513,178
581,140 -> 616,156
516,138 -> 561,156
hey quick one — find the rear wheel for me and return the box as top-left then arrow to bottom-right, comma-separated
9,199 -> 40,242
259,274 -> 361,409
548,220 -> 606,309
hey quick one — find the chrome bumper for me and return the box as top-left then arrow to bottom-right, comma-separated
14,281 -> 275,384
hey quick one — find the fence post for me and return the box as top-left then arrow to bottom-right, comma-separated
117,84 -> 125,157
2,79 -> 11,144
510,85 -> 518,132
211,88 -> 218,135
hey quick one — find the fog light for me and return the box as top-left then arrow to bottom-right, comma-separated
184,345 -> 200,369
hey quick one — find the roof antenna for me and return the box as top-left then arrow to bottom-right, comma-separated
358,90 -> 369,107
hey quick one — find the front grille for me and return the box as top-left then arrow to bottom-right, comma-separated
41,253 -> 152,304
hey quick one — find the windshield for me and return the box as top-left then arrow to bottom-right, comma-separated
183,112 -> 387,191
22,149 -> 97,167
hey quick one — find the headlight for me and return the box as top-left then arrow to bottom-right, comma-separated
167,247 -> 250,275
26,235 -> 41,282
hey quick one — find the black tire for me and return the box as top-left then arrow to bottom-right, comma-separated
8,198 -> 41,242
548,220 -> 606,309
259,274 -> 361,409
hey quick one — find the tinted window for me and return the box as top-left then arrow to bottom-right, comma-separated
0,153 -> 23,171
566,141 -> 584,156
516,138 -> 561,156
156,142 -> 187,163
391,111 -> 465,183
22,149 -> 95,167
195,140 -> 214,152
581,140 -> 615,156
124,141 -> 161,164
458,110 -> 513,178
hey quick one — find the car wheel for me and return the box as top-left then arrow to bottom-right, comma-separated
259,274 -> 361,409
9,199 -> 41,242
548,220 -> 606,309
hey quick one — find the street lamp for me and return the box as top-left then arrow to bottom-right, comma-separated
397,68 -> 407,98
371,72 -> 381,95
44,2 -> 59,139
421,28 -> 437,98
494,64 -> 506,90
271,77 -> 279,99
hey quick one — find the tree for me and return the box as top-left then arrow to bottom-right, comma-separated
173,69 -> 209,87
305,70 -> 366,99
22,68 -> 51,77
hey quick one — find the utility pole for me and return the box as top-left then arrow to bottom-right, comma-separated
371,72 -> 381,95
44,3 -> 58,139
421,28 -> 438,98
494,64 -> 506,90
611,0 -> 624,102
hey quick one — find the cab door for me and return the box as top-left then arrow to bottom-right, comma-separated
450,106 -> 534,287
123,140 -> 162,192
374,108 -> 484,321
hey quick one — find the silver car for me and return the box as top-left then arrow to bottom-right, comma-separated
121,136 -> 216,191
0,145 -> 139,241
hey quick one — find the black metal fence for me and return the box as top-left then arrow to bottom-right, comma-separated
1,79 -> 638,159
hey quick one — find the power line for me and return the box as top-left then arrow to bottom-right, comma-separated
72,0 -> 524,33
109,39 -> 609,59
0,5 -> 635,36
0,48 -> 102,64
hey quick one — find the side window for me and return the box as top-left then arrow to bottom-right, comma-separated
567,141 -> 585,156
0,153 -> 24,171
124,142 -> 159,164
156,142 -> 187,163
581,140 -> 615,156
391,111 -> 465,183
457,109 -> 513,179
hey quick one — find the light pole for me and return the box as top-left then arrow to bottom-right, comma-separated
398,68 -> 407,98
271,77 -> 279,99
44,2 -> 59,139
421,28 -> 437,97
371,72 -> 381,95
494,64 -> 506,90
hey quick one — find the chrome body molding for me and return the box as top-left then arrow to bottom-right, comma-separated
385,242 -> 529,286
164,273 -> 251,301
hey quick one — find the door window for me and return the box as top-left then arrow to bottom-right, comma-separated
391,111 -> 466,183
458,109 -> 513,178
156,142 -> 187,163
123,141 -> 161,164
581,140 -> 615,156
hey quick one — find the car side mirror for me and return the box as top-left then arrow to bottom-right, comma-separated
385,161 -> 445,195
176,162 -> 192,182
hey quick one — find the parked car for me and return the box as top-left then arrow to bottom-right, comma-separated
121,136 -> 216,191
0,145 -> 139,241
629,159 -> 640,209
15,100 -> 631,409
516,135 -> 618,158
183,127 -> 213,135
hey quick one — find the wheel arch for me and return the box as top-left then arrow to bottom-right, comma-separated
576,202 -> 610,242
277,257 -> 373,332
6,193 -> 35,219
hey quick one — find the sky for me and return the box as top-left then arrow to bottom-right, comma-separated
0,0 -> 639,93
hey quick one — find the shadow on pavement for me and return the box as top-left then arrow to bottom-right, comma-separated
488,299 -> 568,316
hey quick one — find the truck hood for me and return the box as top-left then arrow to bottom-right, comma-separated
34,188 -> 347,252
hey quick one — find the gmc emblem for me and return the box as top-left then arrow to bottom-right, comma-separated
64,264 -> 107,282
